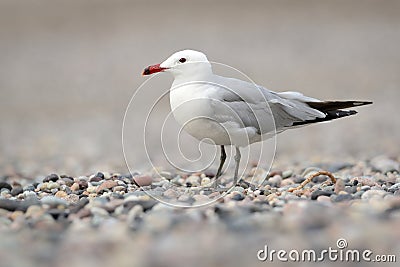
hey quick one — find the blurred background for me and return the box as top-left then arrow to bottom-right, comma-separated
1,0 -> 399,177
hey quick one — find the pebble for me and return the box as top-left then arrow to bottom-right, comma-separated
9,210 -> 24,221
78,180 -> 88,189
90,207 -> 109,217
25,205 -> 44,219
311,190 -> 334,200
70,183 -> 80,192
113,186 -> 126,192
282,170 -> 293,179
370,155 -> 400,173
41,196 -> 68,207
361,189 -> 387,200
0,182 -> 12,191
268,175 -> 282,187
55,191 -> 68,199
186,175 -> 200,186
96,180 -> 118,193
43,173 -> 59,182
334,179 -> 346,194
177,194 -> 195,204
47,181 -> 59,190
360,185 -> 371,191
192,194 -> 210,203
331,193 -> 353,202
230,192 -> 245,201
124,196 -> 157,211
388,183 -> 400,193
316,195 -> 331,202
280,178 -> 294,187
231,186 -> 245,193
163,188 -> 179,199
10,187 -> 23,196
201,177 -> 211,186
159,171 -> 173,180
23,184 -> 35,191
89,176 -> 102,183
61,177 -> 74,186
133,176 -> 153,187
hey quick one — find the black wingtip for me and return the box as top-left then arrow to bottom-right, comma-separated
352,101 -> 373,106
292,109 -> 358,126
306,100 -> 372,112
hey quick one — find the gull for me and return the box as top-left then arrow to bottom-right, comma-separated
142,50 -> 372,187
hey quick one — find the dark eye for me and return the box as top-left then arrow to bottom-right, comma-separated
179,58 -> 186,63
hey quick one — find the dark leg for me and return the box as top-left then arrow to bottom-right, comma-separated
215,145 -> 226,178
213,145 -> 226,188
233,146 -> 241,185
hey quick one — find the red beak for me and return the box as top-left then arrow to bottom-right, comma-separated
142,64 -> 167,75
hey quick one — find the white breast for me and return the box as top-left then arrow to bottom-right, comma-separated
169,82 -> 260,146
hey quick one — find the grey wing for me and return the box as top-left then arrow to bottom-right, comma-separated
211,98 -> 276,134
211,76 -> 326,134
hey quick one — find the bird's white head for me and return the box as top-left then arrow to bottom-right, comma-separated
142,50 -> 212,78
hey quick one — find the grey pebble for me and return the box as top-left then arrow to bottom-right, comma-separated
41,196 -> 68,207
344,186 -> 357,194
282,170 -> 293,179
293,176 -> 306,184
361,189 -> 387,199
311,190 -> 334,200
388,183 -> 400,193
61,177 -> 74,186
90,207 -> 109,217
124,196 -> 157,212
331,194 -> 353,202
0,196 -> 40,212
353,191 -> 365,199
361,185 -> 371,191
231,192 -> 245,201
11,187 -> 23,196
327,162 -> 353,172
231,186 -> 245,193
370,155 -> 400,173
159,171 -> 173,180
322,185 -> 334,192
268,175 -> 282,187
0,182 -> 12,191
69,197 -> 89,214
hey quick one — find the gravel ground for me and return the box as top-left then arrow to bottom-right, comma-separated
1,155 -> 399,267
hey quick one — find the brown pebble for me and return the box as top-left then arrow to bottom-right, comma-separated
70,183 -> 80,191
133,176 -> 153,187
78,180 -> 88,189
55,191 -> 68,199
96,180 -> 118,193
64,194 -> 80,204
89,176 -> 103,182
334,179 -> 346,194
9,210 -> 24,221
268,170 -> 283,177
281,178 -> 294,187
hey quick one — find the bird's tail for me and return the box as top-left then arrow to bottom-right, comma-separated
306,100 -> 372,112
292,100 -> 372,126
